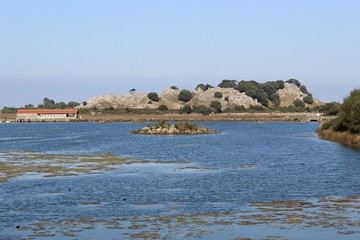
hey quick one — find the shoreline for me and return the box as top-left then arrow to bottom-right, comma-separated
1,112 -> 327,123
317,129 -> 360,148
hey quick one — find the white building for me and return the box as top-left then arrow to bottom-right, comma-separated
16,109 -> 79,122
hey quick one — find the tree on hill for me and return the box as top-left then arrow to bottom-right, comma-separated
147,92 -> 160,102
293,99 -> 305,108
269,93 -> 280,107
214,92 -> 223,98
179,104 -> 192,114
195,84 -> 213,91
1,106 -> 17,113
303,96 -> 314,104
286,79 -> 301,87
170,86 -> 179,90
218,80 -> 238,88
300,85 -> 309,94
178,90 -> 193,102
158,105 -> 169,111
192,105 -> 212,115
210,101 -> 222,113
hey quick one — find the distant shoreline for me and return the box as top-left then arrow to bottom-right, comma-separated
1,112 -> 326,123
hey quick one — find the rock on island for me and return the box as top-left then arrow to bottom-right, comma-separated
131,121 -> 219,135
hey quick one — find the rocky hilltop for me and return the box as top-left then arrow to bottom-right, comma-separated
79,79 -> 322,111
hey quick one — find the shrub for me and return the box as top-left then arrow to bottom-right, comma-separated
293,99 -> 305,108
224,96 -> 229,102
286,79 -> 301,87
178,89 -> 193,102
233,105 -> 246,112
214,92 -> 223,98
248,105 -> 266,112
1,106 -> 17,114
303,95 -> 314,104
339,88 -> 360,134
300,85 -> 309,94
196,84 -> 213,91
158,105 -> 168,111
210,101 -> 222,113
170,86 -> 179,90
192,105 -> 212,115
269,93 -> 280,107
179,104 -> 192,114
218,79 -> 238,88
261,82 -> 277,96
237,80 -> 260,93
147,92 -> 160,102
319,102 -> 340,115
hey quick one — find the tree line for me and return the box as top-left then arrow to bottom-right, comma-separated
1,98 -> 81,114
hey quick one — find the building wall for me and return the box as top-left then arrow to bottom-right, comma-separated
16,113 -> 78,122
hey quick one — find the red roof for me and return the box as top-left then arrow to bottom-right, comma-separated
17,109 -> 79,114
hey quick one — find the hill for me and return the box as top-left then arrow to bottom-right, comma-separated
79,79 -> 323,111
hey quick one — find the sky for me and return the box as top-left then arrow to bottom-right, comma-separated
1,0 -> 359,108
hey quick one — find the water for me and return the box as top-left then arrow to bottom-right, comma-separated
1,122 -> 360,239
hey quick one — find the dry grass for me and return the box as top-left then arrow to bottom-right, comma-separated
80,112 -> 315,122
317,129 -> 360,148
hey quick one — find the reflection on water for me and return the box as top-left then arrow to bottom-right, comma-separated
0,122 -> 360,239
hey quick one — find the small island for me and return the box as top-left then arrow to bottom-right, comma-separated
131,121 -> 219,135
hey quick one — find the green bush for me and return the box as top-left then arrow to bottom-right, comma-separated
224,96 -> 229,102
148,92 -> 160,102
1,106 -> 17,113
319,102 -> 340,115
214,92 -> 223,98
218,80 -> 238,88
170,86 -> 179,90
179,104 -> 192,114
293,99 -> 305,108
210,101 -> 222,113
300,85 -> 309,94
178,89 -> 193,102
286,79 -> 301,87
233,105 -> 247,112
269,93 -> 280,107
303,95 -> 314,104
196,84 -> 213,91
193,105 -> 212,115
339,89 -> 360,134
158,105 -> 168,111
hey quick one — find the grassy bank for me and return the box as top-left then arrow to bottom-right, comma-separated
78,112 -> 316,123
317,128 -> 360,148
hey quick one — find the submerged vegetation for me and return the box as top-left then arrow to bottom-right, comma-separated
18,195 -> 360,239
131,121 -> 219,135
318,88 -> 360,147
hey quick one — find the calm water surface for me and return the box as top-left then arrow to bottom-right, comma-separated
0,122 -> 359,239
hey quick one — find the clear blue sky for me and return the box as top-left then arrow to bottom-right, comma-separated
1,0 -> 359,108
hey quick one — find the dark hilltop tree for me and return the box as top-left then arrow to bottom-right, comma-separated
195,83 -> 213,91
218,80 -> 238,89
286,79 -> 301,87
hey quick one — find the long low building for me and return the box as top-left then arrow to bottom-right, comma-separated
16,109 -> 79,122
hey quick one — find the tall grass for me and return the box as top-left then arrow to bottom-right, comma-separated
317,129 -> 360,148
